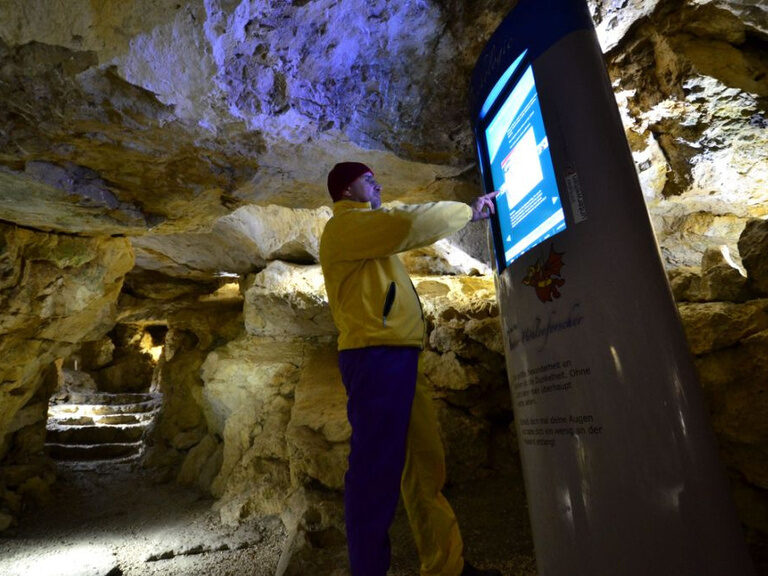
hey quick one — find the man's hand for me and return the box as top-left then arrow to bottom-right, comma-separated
470,191 -> 498,222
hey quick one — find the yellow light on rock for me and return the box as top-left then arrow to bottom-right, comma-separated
148,345 -> 163,362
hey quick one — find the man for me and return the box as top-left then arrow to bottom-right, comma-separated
319,161 -> 502,576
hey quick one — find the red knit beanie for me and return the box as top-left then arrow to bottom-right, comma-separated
327,162 -> 373,202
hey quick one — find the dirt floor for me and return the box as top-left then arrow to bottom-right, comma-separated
2,456 -> 766,576
0,460 -> 285,576
0,458 -> 537,576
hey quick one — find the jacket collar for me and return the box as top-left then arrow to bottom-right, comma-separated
333,200 -> 372,215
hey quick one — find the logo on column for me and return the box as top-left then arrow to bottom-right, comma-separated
523,244 -> 565,303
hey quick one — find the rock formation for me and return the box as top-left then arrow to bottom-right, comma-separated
0,225 -> 132,529
0,0 -> 765,572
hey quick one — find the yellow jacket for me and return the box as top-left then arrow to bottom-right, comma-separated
320,199 -> 473,351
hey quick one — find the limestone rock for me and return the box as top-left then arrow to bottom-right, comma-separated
0,0 -> 508,167
679,300 -> 768,355
608,3 -> 768,267
668,266 -> 703,302
0,0 -> 763,272
80,338 -> 116,370
0,226 -> 133,342
650,206 -> 747,268
81,325 -> 157,393
738,218 -> 768,296
165,298 -> 245,352
627,130 -> 668,201
120,289 -> 229,337
204,0 -> 481,164
215,458 -> 293,526
5,402 -> 48,437
151,343 -> 206,440
286,345 -> 350,491
171,428 -> 207,451
131,205 -> 331,280
694,329 -> 768,490
177,434 -> 223,493
0,38 -> 256,236
0,0 -> 510,242
144,300 -> 243,477
591,0 -> 662,52
435,401 -> 491,483
201,337 -> 302,502
416,275 -> 498,321
275,489 -> 348,576
219,205 -> 330,264
400,239 -> 491,276
240,142 -> 485,212
0,225 -> 132,462
122,270 -> 216,301
244,262 -> 335,338
50,369 -> 99,405
464,316 -> 505,356
0,157 -> 150,238
417,274 -> 503,366
277,524 -> 348,576
698,246 -> 750,302
421,350 -> 480,392
97,357 -> 155,394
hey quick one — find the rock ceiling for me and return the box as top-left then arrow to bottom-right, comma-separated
0,0 -> 766,280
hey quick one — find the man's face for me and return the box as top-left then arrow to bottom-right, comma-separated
345,172 -> 382,209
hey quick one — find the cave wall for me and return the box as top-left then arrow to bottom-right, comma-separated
155,257 -> 511,570
675,219 -> 768,539
604,0 -> 768,267
0,225 -> 132,529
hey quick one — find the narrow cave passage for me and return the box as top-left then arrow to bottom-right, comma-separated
45,325 -> 167,466
0,321 -> 289,576
47,391 -> 160,464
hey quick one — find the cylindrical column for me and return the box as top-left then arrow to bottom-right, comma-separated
470,1 -> 755,575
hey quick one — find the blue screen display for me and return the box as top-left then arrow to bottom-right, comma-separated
484,64 -> 566,268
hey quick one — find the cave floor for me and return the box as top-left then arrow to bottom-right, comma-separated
0,458 -> 537,576
0,459 -> 285,576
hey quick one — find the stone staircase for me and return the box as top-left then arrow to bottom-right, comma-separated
46,392 -> 161,462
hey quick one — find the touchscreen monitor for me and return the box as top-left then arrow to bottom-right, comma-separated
479,58 -> 566,271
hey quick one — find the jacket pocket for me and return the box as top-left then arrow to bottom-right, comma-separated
382,282 -> 396,326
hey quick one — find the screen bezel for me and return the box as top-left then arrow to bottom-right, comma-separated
475,54 -> 566,273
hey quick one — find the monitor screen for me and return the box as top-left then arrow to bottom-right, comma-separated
482,62 -> 566,270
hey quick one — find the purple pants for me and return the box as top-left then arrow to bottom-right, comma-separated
338,346 -> 420,576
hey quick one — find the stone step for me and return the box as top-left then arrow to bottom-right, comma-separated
46,424 -> 147,445
51,415 -> 95,426
52,412 -> 155,427
45,442 -> 143,461
64,392 -> 160,407
95,413 -> 154,425
45,392 -> 160,462
48,399 -> 160,419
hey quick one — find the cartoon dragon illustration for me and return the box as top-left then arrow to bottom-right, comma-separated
522,245 -> 565,303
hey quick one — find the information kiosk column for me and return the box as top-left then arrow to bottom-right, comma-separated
470,1 -> 755,575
